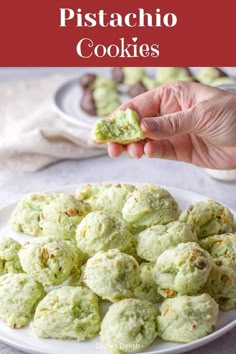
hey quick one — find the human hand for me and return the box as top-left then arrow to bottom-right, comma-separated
108,81 -> 236,169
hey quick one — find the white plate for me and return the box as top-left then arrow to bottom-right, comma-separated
0,185 -> 235,354
53,79 -> 98,129
53,78 -> 129,129
53,75 -> 236,130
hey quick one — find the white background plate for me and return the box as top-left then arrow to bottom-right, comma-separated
53,79 -> 97,129
53,78 -> 129,129
0,185 -> 235,354
52,69 -> 236,131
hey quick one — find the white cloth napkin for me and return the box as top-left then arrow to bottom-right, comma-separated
0,74 -> 106,172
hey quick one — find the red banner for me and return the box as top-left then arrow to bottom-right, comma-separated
0,0 -> 235,66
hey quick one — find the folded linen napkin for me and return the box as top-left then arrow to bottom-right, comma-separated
0,73 -> 106,172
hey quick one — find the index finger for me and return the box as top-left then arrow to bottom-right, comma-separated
106,83 -> 181,155
113,83 -> 181,119
113,80 -> 225,119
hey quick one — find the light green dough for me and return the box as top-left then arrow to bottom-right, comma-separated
203,257 -> 236,310
91,76 -> 117,90
19,236 -> 81,287
93,86 -> 121,117
76,183 -> 136,217
134,262 -> 162,304
211,77 -> 236,86
0,238 -> 22,275
196,67 -> 226,84
76,211 -> 132,256
0,273 -> 45,328
91,108 -> 145,144
179,200 -> 234,238
141,76 -> 160,90
70,240 -> 89,267
100,298 -> 157,354
123,67 -> 146,86
32,286 -> 101,340
39,194 -> 91,240
84,249 -> 140,302
10,193 -> 57,236
137,221 -> 197,262
122,184 -> 179,231
157,294 -> 219,342
233,218 -> 236,232
153,242 -> 212,297
156,67 -> 193,84
68,264 -> 87,287
75,183 -> 112,207
200,233 -> 236,264
90,183 -> 136,217
123,235 -> 143,264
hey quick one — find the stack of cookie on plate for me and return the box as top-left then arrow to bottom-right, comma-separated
79,67 -> 236,119
0,181 -> 235,354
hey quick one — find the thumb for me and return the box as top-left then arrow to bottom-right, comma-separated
140,109 -> 194,140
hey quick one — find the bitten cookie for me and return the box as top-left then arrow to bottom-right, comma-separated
91,108 -> 145,144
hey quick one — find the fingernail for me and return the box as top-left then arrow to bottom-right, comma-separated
126,150 -> 138,159
130,151 -> 141,159
126,151 -> 134,158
